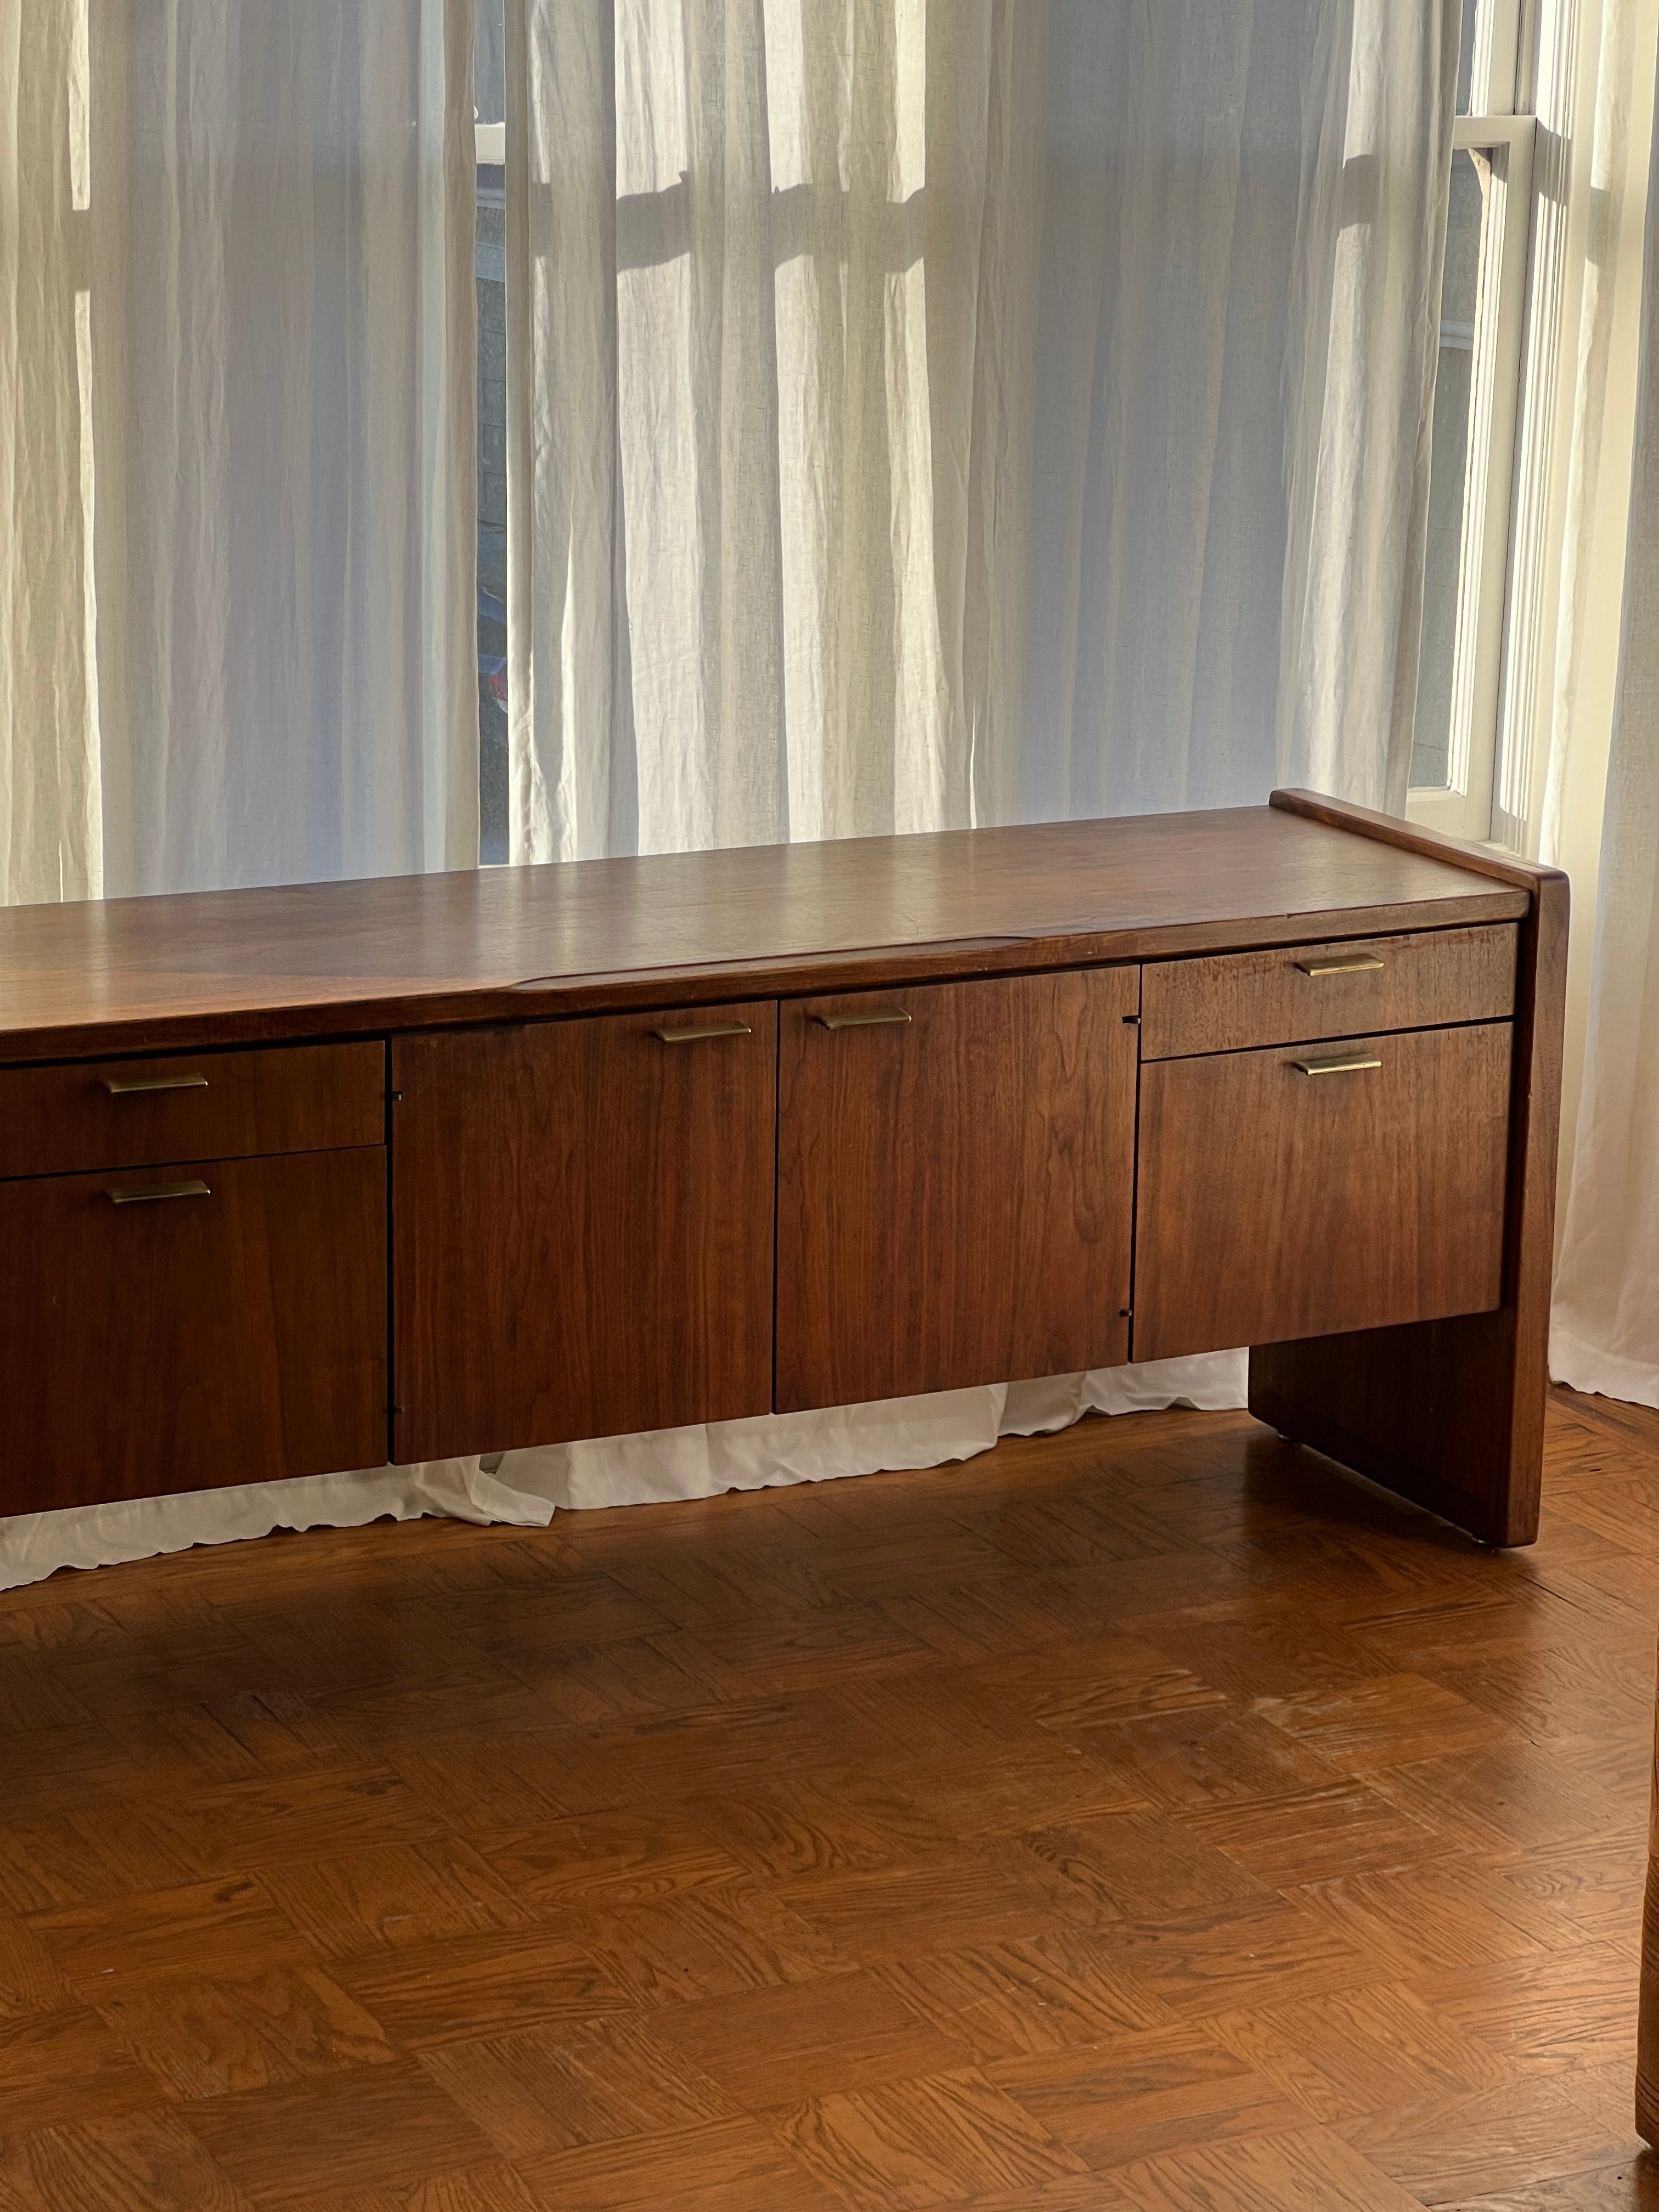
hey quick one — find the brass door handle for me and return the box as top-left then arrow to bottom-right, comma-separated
1295,955 -> 1385,977
815,1009 -> 912,1030
652,1022 -> 753,1043
106,1179 -> 212,1205
1292,1054 -> 1383,1077
101,1073 -> 210,1094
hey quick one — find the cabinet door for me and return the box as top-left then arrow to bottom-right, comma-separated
392,1005 -> 776,1462
775,970 -> 1137,1412
1132,1023 -> 1511,1361
0,1149 -> 387,1516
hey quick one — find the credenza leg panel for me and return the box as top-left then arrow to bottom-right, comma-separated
1639,1690 -> 1659,2145
1249,1314 -> 1527,1547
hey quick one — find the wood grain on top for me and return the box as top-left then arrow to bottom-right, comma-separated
0,803 -> 1529,1063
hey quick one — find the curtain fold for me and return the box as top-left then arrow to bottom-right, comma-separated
0,3 -> 104,904
1551,29 -> 1659,1410
1,0 -> 477,901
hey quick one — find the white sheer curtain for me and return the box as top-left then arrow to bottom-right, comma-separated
1,0 -> 477,903
1551,43 -> 1659,1410
506,0 -> 1456,860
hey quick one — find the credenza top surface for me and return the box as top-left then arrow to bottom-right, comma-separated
0,799 -> 1534,1062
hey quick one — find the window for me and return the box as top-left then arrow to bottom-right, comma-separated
476,0 -> 509,862
1408,0 -> 1534,844
469,1 -> 1548,860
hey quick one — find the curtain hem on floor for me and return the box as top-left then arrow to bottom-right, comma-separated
0,1353 -> 1247,1594
1549,1324 -> 1659,1413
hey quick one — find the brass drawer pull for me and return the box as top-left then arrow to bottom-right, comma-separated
1295,955 -> 1385,977
816,1009 -> 912,1030
652,1022 -> 753,1043
101,1073 -> 210,1094
106,1179 -> 212,1205
1292,1054 -> 1383,1077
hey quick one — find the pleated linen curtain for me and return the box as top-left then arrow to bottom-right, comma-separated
1551,44 -> 1659,1410
1,0 -> 478,904
504,0 -> 1457,862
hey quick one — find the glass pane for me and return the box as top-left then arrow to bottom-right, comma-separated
1457,0 -> 1479,114
476,0 -> 507,862
1410,149 -> 1486,791
475,0 -> 505,126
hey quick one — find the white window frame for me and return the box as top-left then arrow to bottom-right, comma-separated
1407,0 -> 1536,846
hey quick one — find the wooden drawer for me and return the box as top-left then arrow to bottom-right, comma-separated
1132,1023 -> 1511,1361
0,1149 -> 388,1514
0,1041 -> 386,1179
1139,923 -> 1517,1060
392,1005 -> 777,1462
775,969 -> 1137,1410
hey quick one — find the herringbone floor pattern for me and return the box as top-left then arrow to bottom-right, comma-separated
1,1389 -> 1656,2209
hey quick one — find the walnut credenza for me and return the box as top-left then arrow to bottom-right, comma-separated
0,790 -> 1567,1548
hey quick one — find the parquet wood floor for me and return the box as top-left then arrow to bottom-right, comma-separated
2,1387 -> 1656,2210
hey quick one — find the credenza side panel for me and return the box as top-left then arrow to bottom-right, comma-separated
775,967 -> 1137,1412
390,1005 -> 777,1462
